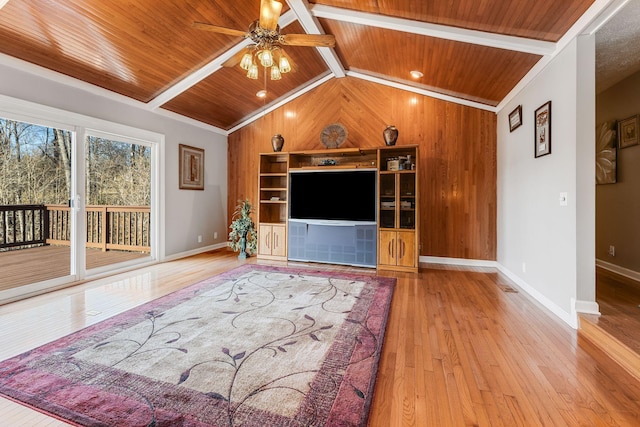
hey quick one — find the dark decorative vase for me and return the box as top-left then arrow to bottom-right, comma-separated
271,134 -> 285,152
383,125 -> 399,146
238,234 -> 247,260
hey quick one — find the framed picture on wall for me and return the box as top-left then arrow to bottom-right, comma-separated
508,105 -> 523,132
618,115 -> 639,148
534,101 -> 551,158
179,144 -> 205,190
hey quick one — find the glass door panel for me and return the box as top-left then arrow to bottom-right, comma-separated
379,173 -> 396,229
84,134 -> 152,273
399,173 -> 416,229
0,117 -> 74,292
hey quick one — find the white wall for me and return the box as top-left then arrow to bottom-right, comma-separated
0,58 -> 228,259
497,38 -> 597,327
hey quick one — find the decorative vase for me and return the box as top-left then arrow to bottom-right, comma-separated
238,234 -> 248,260
383,125 -> 399,146
271,134 -> 285,152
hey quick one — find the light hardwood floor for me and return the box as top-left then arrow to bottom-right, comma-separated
1,250 -> 639,426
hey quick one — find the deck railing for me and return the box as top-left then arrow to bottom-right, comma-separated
0,204 -> 150,252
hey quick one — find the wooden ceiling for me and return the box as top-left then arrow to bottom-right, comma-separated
0,0 -> 597,131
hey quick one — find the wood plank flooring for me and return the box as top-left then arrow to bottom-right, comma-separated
595,267 -> 640,354
0,245 -> 150,292
0,251 -> 639,426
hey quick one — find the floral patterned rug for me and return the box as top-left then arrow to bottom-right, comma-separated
0,264 -> 395,426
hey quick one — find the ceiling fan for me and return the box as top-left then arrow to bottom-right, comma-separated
192,0 -> 335,81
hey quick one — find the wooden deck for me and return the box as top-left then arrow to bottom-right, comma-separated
0,245 -> 150,292
0,251 -> 639,426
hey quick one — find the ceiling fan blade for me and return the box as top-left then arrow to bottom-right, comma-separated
280,34 -> 336,48
192,22 -> 248,38
259,0 -> 283,31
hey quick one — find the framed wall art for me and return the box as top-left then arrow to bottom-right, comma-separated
534,101 -> 551,158
618,115 -> 639,149
595,121 -> 617,185
179,144 -> 205,190
508,105 -> 522,132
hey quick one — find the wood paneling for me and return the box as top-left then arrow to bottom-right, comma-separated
312,0 -> 596,42
320,19 -> 542,106
162,21 -> 329,129
0,0 -> 269,102
0,0 -> 593,128
228,77 -> 497,260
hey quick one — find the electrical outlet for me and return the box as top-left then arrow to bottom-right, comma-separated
214,232 -> 218,239
608,245 -> 615,257
522,262 -> 526,273
198,235 -> 202,243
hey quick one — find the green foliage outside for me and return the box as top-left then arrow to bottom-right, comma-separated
0,118 -> 150,206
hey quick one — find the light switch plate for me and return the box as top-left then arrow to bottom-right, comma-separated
559,192 -> 568,206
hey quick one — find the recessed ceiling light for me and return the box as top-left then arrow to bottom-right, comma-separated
410,70 -> 424,79
256,90 -> 267,98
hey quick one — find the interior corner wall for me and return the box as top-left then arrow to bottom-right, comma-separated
497,40 -> 581,324
596,70 -> 640,275
0,61 -> 228,259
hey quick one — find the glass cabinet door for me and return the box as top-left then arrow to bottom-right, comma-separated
399,173 -> 416,229
379,174 -> 396,228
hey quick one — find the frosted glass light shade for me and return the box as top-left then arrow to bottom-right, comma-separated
259,49 -> 274,67
279,56 -> 291,73
240,53 -> 253,70
247,64 -> 259,80
270,66 -> 282,80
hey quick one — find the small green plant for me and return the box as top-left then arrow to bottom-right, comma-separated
228,199 -> 257,258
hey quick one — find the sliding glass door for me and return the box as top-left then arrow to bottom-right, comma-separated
0,114 -> 158,300
0,116 -> 76,293
84,132 -> 153,274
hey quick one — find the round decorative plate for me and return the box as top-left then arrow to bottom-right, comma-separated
320,123 -> 348,148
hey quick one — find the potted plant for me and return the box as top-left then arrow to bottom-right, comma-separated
228,199 -> 257,259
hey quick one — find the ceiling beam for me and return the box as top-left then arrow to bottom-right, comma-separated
147,10 -> 299,110
285,0 -> 346,78
311,4 -> 556,56
347,71 -> 497,113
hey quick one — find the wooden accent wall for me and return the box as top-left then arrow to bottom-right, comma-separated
228,77 -> 496,260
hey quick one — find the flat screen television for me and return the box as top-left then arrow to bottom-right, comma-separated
289,169 -> 377,223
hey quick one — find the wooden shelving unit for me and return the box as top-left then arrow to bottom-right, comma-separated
377,145 -> 419,272
257,146 -> 419,271
289,148 -> 377,170
257,153 -> 289,261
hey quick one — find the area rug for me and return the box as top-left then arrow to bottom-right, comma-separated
0,264 -> 395,426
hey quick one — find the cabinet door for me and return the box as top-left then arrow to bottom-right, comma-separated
271,225 -> 286,257
379,230 -> 397,266
258,224 -> 272,255
397,231 -> 416,268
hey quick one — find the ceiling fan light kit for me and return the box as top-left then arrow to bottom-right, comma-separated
193,0 -> 335,82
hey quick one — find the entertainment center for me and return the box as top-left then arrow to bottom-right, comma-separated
257,146 -> 419,272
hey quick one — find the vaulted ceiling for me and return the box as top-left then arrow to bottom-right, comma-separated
0,0 -> 602,132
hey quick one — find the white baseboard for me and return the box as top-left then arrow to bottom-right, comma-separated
420,256 -> 497,268
495,264 -> 577,329
572,298 -> 600,316
596,259 -> 640,282
162,243 -> 228,262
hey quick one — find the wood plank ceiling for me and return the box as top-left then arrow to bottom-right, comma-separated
0,0 -> 596,131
